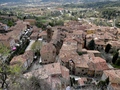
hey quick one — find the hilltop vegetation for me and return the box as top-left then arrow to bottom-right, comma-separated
0,0 -> 119,3
63,1 -> 120,8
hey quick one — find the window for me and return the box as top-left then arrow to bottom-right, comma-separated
44,59 -> 47,61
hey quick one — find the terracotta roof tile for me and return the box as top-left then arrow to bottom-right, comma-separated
61,66 -> 69,79
88,57 -> 109,71
103,70 -> 120,84
44,63 -> 61,75
40,43 -> 56,54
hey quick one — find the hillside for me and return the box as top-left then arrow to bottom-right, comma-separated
0,0 -> 119,3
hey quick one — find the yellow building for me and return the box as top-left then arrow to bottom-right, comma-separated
86,29 -> 96,34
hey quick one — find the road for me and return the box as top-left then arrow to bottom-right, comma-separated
25,40 -> 35,51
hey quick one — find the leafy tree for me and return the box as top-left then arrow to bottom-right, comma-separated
97,80 -> 106,90
112,52 -> 119,64
105,77 -> 109,85
35,21 -> 43,28
0,43 -> 10,55
31,41 -> 42,52
87,39 -> 95,50
72,77 -> 76,85
7,20 -> 15,27
115,57 -> 120,66
105,44 -> 111,53
77,51 -> 83,55
0,61 -> 10,89
98,78 -> 109,90
0,59 -> 22,89
115,17 -> 120,28
70,77 -> 73,87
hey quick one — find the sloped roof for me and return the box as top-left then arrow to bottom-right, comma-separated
44,63 -> 61,75
103,69 -> 120,84
88,57 -> 109,71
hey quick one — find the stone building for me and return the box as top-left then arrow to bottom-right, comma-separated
40,43 -> 56,64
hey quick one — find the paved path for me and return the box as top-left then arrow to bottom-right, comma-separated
107,63 -> 114,69
25,40 -> 35,51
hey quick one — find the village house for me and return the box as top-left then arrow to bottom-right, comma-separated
107,41 -> 120,50
38,31 -> 47,41
40,43 -> 56,64
59,50 -> 78,67
87,50 -> 101,57
85,28 -> 96,34
24,63 -> 70,90
0,34 -> 14,49
74,54 -> 89,76
50,27 -> 66,55
88,57 -> 109,77
0,23 -> 8,33
60,37 -> 84,53
73,54 -> 109,77
59,48 -> 108,77
7,20 -> 28,43
30,31 -> 39,40
61,38 -> 78,51
71,30 -> 85,39
10,50 -> 34,72
77,77 -> 88,87
30,26 -> 42,40
74,38 -> 84,52
101,69 -> 120,90
32,26 -> 41,32
95,40 -> 106,50
103,32 -> 114,42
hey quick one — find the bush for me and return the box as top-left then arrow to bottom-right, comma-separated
87,39 -> 95,50
115,57 -> 120,66
77,51 -> 83,55
112,52 -> 119,64
105,44 -> 111,53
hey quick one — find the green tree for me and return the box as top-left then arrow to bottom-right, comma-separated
115,57 -> 120,66
72,77 -> 76,85
87,39 -> 95,50
112,52 -> 119,64
0,61 -> 10,89
105,77 -> 109,85
105,44 -> 111,53
0,60 -> 22,89
31,41 -> 42,52
115,17 -> 120,28
0,43 -> 10,55
70,77 -> 73,87
7,20 -> 15,27
77,51 -> 83,55
98,79 -> 110,90
97,81 -> 106,90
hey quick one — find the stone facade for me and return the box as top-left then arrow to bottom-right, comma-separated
40,43 -> 56,64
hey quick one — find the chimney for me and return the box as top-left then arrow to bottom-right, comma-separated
77,40 -> 83,52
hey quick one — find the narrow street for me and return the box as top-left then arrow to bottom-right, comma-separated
25,40 -> 35,51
